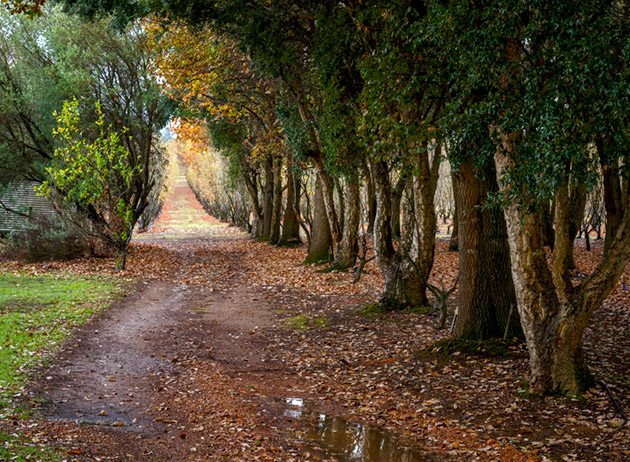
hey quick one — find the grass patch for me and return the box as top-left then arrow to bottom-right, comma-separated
421,338 -> 519,359
360,303 -> 390,317
284,315 -> 329,331
0,432 -> 64,461
0,272 -> 124,409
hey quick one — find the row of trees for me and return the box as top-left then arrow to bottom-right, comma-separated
0,6 -> 171,268
56,0 -> 630,396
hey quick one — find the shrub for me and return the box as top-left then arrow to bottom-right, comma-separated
2,213 -> 100,262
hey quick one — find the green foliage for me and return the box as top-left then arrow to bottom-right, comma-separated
425,0 -> 629,204
38,99 -> 138,266
0,272 -> 123,409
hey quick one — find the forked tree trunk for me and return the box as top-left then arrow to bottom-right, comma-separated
332,176 -> 360,270
453,157 -> 520,339
269,155 -> 283,244
496,142 -> 630,395
279,158 -> 301,246
372,158 -> 425,308
371,146 -> 440,309
304,177 -> 332,264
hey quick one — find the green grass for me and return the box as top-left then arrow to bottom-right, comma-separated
0,271 -> 124,460
0,272 -> 124,409
0,432 -> 64,461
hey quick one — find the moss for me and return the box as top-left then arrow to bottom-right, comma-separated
284,315 -> 329,331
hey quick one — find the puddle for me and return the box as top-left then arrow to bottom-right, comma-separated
284,398 -> 427,461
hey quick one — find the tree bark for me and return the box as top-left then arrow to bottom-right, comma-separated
371,145 -> 440,309
279,157 -> 301,246
448,168 -> 459,251
269,154 -> 283,244
391,175 -> 405,239
365,162 -> 377,234
496,139 -> 630,395
304,176 -> 332,263
332,175 -> 360,269
238,155 -> 263,238
261,155 -> 274,241
453,156 -> 520,340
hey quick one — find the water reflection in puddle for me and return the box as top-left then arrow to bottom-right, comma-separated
284,398 -> 426,461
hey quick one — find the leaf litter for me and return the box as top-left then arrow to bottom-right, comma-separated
0,172 -> 628,461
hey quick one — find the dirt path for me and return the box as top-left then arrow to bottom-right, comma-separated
25,166 -> 330,461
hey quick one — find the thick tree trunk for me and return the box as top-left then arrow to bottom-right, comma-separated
304,177 -> 332,263
261,155 -> 274,241
496,142 -> 630,395
453,157 -> 520,340
269,155 -> 283,244
333,176 -> 360,270
279,158 -> 301,246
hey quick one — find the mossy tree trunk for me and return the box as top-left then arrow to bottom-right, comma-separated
496,143 -> 630,395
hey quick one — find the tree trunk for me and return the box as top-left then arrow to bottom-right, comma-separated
371,146 -> 440,309
332,176 -> 360,269
496,141 -> 630,395
449,168 -> 459,251
304,176 -> 332,264
261,155 -> 274,241
599,150 -> 624,256
279,157 -> 301,246
567,182 -> 587,269
239,157 -> 263,238
453,157 -> 520,339
269,155 -> 283,244
391,175 -> 405,239
367,166 -> 377,234
372,159 -> 425,308
336,179 -> 345,235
